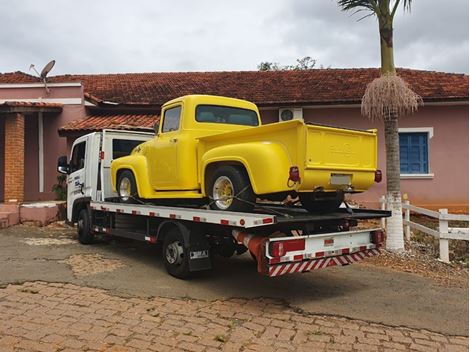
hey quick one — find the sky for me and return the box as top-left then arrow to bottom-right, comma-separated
0,0 -> 468,75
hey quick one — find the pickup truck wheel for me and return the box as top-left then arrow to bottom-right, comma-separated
299,192 -> 344,214
209,166 -> 255,212
162,228 -> 190,279
77,208 -> 94,244
117,170 -> 138,203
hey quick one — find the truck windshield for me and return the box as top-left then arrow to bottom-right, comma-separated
196,105 -> 259,126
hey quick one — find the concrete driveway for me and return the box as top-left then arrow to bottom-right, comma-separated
0,224 -> 468,338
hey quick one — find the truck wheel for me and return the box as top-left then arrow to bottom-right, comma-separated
299,192 -> 344,214
208,166 -> 255,212
162,228 -> 191,279
117,170 -> 138,203
77,208 -> 94,244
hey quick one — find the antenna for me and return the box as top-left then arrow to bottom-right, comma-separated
40,60 -> 55,79
29,60 -> 55,94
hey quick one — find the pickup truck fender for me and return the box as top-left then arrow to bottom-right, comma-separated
111,155 -> 154,198
201,142 -> 293,196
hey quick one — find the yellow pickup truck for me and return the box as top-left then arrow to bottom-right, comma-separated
111,95 -> 380,213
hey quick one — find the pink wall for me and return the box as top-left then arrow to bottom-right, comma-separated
0,84 -> 86,201
260,105 -> 469,210
0,118 -> 4,202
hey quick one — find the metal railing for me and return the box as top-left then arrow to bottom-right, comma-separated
379,196 -> 469,263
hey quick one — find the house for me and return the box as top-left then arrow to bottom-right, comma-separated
0,68 -> 468,213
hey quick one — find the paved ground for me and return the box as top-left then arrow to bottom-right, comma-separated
0,224 -> 468,351
1,281 -> 468,352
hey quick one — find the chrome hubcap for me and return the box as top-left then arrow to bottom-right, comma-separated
213,176 -> 234,210
166,241 -> 184,265
119,177 -> 131,201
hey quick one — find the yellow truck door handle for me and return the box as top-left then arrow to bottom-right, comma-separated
170,138 -> 178,143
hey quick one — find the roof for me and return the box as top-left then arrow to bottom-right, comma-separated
59,113 -> 158,136
0,101 -> 63,113
47,68 -> 468,106
0,71 -> 40,84
0,68 -> 467,107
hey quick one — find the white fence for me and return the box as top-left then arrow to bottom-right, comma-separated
379,196 -> 469,263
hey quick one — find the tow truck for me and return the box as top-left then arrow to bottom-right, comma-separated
57,129 -> 390,279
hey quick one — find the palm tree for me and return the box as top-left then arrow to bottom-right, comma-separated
337,0 -> 422,252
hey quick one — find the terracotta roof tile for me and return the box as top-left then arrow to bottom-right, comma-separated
47,68 -> 468,106
0,101 -> 63,108
59,113 -> 158,135
1,68 -> 467,106
0,71 -> 41,83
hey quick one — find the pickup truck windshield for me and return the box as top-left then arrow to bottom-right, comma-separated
196,105 -> 259,126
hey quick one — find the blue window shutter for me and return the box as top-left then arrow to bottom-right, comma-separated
399,132 -> 429,174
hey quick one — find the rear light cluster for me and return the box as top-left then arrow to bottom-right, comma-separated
371,230 -> 385,247
269,238 -> 305,257
289,166 -> 301,183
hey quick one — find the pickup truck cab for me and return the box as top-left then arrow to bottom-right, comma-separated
111,95 -> 380,212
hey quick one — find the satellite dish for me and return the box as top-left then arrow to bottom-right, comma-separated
40,60 -> 55,79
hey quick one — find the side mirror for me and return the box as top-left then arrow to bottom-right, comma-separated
57,155 -> 69,174
153,120 -> 160,136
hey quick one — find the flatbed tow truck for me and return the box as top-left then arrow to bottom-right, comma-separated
58,130 -> 390,279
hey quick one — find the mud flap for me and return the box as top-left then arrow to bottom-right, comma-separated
182,224 -> 212,272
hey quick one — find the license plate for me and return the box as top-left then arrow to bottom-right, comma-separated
190,250 -> 209,259
330,174 -> 351,185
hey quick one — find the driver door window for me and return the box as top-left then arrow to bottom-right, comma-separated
162,106 -> 181,132
69,142 -> 86,173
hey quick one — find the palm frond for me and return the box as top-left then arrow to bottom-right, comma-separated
337,0 -> 377,13
392,0 -> 413,17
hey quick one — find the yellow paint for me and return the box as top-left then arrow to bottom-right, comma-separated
111,95 -> 378,199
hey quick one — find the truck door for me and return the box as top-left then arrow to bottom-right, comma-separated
148,105 -> 180,190
66,137 -> 88,221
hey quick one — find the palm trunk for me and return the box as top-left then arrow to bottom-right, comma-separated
384,112 -> 404,251
379,7 -> 405,252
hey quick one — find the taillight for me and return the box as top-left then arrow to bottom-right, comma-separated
289,166 -> 301,183
269,238 -> 305,257
374,170 -> 382,183
371,230 -> 385,247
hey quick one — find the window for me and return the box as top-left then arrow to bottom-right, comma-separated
69,142 -> 86,173
112,139 -> 143,160
162,106 -> 181,132
399,132 -> 430,174
196,105 -> 259,126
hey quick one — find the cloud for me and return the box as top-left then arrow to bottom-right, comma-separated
0,0 -> 467,74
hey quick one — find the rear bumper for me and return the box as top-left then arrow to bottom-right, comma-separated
232,228 -> 383,277
267,248 -> 380,277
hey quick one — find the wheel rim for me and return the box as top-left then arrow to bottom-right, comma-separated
213,176 -> 234,210
165,241 -> 184,265
119,177 -> 131,201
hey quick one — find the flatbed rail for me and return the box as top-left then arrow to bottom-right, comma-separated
91,201 -> 390,229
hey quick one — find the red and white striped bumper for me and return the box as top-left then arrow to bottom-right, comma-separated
268,248 -> 380,277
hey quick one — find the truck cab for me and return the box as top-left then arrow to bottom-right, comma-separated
57,130 -> 153,223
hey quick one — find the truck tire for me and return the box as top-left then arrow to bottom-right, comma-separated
117,170 -> 138,203
208,166 -> 255,212
77,208 -> 94,244
299,192 -> 344,214
162,227 -> 191,279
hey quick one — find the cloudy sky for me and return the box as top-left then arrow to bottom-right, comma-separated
0,0 -> 468,75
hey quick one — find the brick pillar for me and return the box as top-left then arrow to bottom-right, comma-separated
4,113 -> 25,203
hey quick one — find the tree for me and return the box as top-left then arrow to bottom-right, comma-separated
337,0 -> 422,252
258,56 -> 317,71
